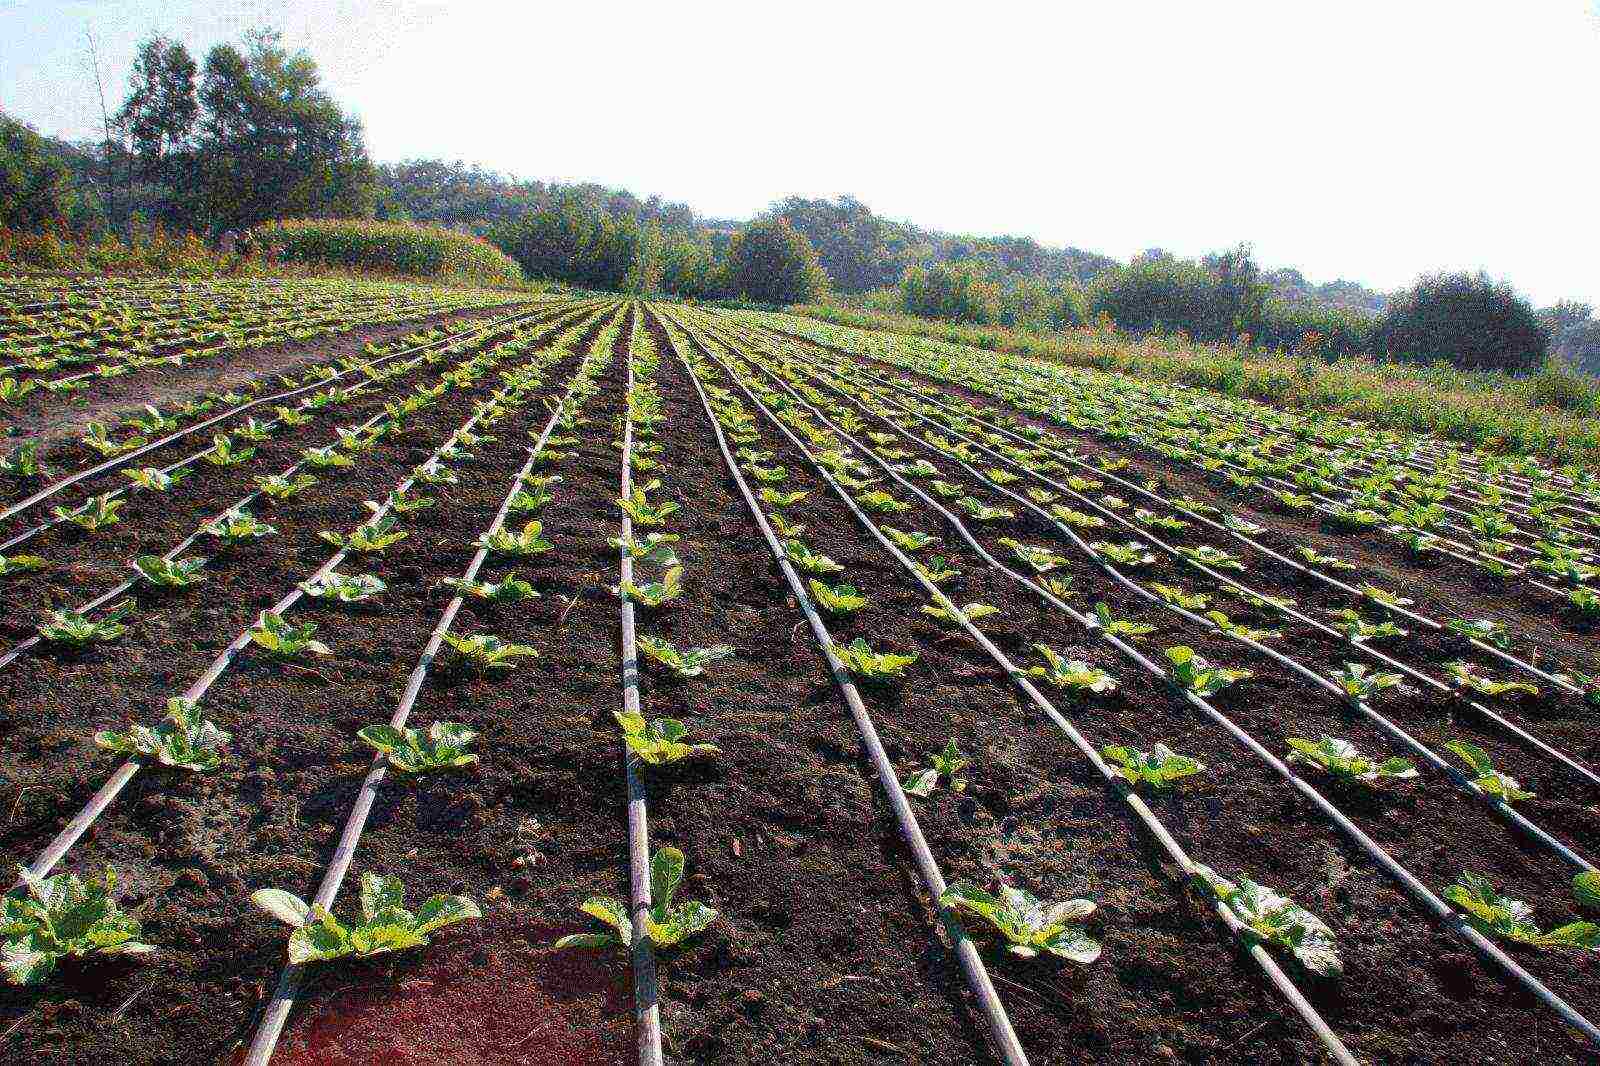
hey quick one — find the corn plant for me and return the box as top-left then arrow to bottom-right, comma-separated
833,637 -> 917,682
252,873 -> 479,965
1093,603 -> 1155,639
255,473 -> 319,501
940,880 -> 1100,963
124,466 -> 186,492
1101,744 -> 1204,788
441,572 -> 538,603
1331,663 -> 1402,700
0,553 -> 48,576
52,494 -> 123,531
359,722 -> 479,772
301,572 -> 386,603
555,846 -> 716,951
321,517 -> 407,554
616,565 -> 683,608
38,601 -> 132,647
250,612 -> 330,659
132,555 -> 207,589
615,711 -> 719,765
1,865 -> 154,985
1445,872 -> 1598,950
1286,736 -> 1417,784
902,738 -> 969,797
203,509 -> 276,543
95,697 -> 229,772
1445,662 -> 1539,699
476,519 -> 552,558
921,601 -> 998,625
637,635 -> 733,678
1446,741 -> 1533,801
1193,864 -> 1341,976
442,632 -> 538,673
1027,645 -> 1117,695
808,579 -> 867,615
1165,646 -> 1251,697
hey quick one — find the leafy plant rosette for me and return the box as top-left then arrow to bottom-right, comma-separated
1192,864 -> 1342,977
358,722 -> 480,773
1100,743 -> 1204,789
555,846 -> 717,950
95,697 -> 230,772
2,865 -> 155,985
251,872 -> 480,965
939,880 -> 1101,963
1445,872 -> 1599,951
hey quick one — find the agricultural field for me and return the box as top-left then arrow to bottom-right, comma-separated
1,278 -> 1598,1065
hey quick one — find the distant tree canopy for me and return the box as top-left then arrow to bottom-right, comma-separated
0,113 -> 77,230
1376,273 -> 1548,372
901,262 -> 1001,324
485,196 -> 659,293
724,218 -> 828,305
1543,302 -> 1600,375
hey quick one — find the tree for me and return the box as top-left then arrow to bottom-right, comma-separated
1376,272 -> 1548,372
194,31 -> 376,229
724,218 -> 828,305
116,36 -> 198,185
0,112 -> 76,230
901,262 -> 1001,324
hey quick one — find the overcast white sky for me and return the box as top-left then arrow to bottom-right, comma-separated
2,0 -> 1596,304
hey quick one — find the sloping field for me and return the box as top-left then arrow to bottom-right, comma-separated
2,278 -> 1598,1064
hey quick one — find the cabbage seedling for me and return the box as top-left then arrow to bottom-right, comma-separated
833,638 -> 917,682
913,556 -> 960,585
921,601 -> 999,625
1328,608 -> 1405,644
476,519 -> 552,557
1445,662 -> 1539,700
1205,611 -> 1281,642
618,480 -> 679,526
809,579 -> 867,615
1193,864 -> 1341,976
555,846 -> 716,951
252,872 -> 479,964
1330,663 -> 1402,701
250,612 -> 330,659
255,473 -> 319,500
52,494 -> 123,531
856,489 -> 910,515
1027,645 -> 1117,695
637,636 -> 733,678
132,555 -> 207,589
785,540 -> 843,575
940,880 -> 1100,962
38,601 -> 132,647
760,487 -> 809,508
359,722 -> 479,772
956,497 -> 1013,523
883,526 -> 936,552
442,632 -> 538,673
1,865 -> 154,985
1001,538 -> 1067,573
124,466 -> 187,492
1445,872 -> 1598,950
0,553 -> 47,576
203,509 -> 277,543
1052,506 -> 1106,531
1446,618 -> 1510,650
301,572 -> 386,603
441,572 -> 539,603
320,516 -> 407,554
1286,736 -> 1417,784
1151,583 -> 1210,611
0,442 -> 43,478
1446,741 -> 1533,802
95,697 -> 229,772
902,738 -> 969,797
1165,646 -> 1251,697
1093,603 -> 1155,639
1101,743 -> 1204,788
1092,541 -> 1157,568
615,711 -> 718,765
616,565 -> 683,607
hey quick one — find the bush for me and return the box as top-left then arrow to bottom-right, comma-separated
1088,256 -> 1234,342
901,262 -> 1001,324
724,218 -> 828,305
1258,298 -> 1377,361
252,219 -> 523,285
0,113 -> 77,231
485,200 -> 653,293
1376,272 -> 1547,372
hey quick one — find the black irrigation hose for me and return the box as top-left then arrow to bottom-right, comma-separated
616,305 -> 665,1066
656,308 -> 1032,1066
772,326 -> 1600,790
0,303 -> 565,529
241,316 -> 612,1066
0,306 -> 607,675
689,310 -> 1600,1051
14,330 -> 574,890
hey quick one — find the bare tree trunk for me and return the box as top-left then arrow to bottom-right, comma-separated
85,28 -> 120,237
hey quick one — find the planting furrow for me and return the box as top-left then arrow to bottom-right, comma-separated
682,311 -> 1600,1058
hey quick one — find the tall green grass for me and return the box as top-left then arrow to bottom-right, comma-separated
793,303 -> 1600,467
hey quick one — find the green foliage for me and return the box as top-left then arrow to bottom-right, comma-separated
614,711 -> 718,766
900,262 -> 1002,325
808,579 -> 867,615
1,113 -> 78,230
1027,644 -> 1116,695
1193,864 -> 1341,976
359,722 -> 479,772
133,554 -> 208,589
251,872 -> 479,965
1445,872 -> 1598,950
940,881 -> 1100,962
2,866 -> 155,985
554,846 -> 716,951
1102,743 -> 1204,788
637,636 -> 733,678
1446,741 -> 1533,802
39,601 -> 131,647
902,738 -> 969,797
300,571 -> 386,603
95,697 -> 230,772
442,632 -> 537,673
725,217 -> 829,305
1286,736 -> 1417,784
1165,646 -> 1250,697
0,553 -> 48,576
254,219 -> 522,284
250,612 -> 330,659
1377,272 -> 1547,372
833,637 -> 917,682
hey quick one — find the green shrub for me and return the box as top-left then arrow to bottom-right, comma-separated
725,217 -> 828,305
1377,272 -> 1547,372
253,219 -> 523,285
901,262 -> 1000,324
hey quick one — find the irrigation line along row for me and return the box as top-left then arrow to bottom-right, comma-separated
666,309 -> 1359,1061
767,325 -> 1600,770
682,311 -> 1600,1052
615,306 -> 665,1066
655,311 -> 1032,1066
241,319 -> 613,1066
721,321 -> 1600,869
0,302 -> 566,528
13,328 -> 576,892
0,302 -> 597,556
0,306 -> 606,677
